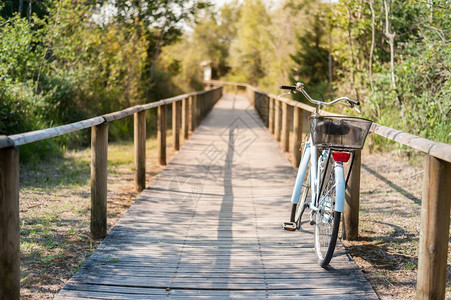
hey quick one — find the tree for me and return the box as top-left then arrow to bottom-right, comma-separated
161,2 -> 240,91
0,0 -> 50,20
228,0 -> 273,85
110,0 -> 209,84
290,14 -> 329,94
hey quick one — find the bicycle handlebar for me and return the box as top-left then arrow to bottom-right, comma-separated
280,85 -> 296,91
279,82 -> 360,111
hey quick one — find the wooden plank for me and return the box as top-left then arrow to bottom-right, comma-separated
0,135 -> 14,148
8,116 -> 104,147
58,283 -> 376,299
134,111 -> 146,192
103,105 -> 143,122
0,88 -> 222,152
417,156 -> 451,299
343,149 -> 361,241
58,95 -> 377,299
158,105 -> 167,165
141,96 -> 185,111
0,147 -> 20,300
91,123 -> 108,239
371,123 -> 451,163
139,87 -> 219,112
271,93 -> 316,114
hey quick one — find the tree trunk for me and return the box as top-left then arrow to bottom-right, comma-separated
369,0 -> 376,91
19,0 -> 23,16
383,0 -> 402,114
27,1 -> 31,22
346,5 -> 360,101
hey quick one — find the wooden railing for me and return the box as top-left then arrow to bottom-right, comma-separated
207,79 -> 451,300
0,86 -> 222,299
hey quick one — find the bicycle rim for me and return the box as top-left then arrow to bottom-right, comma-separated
314,163 -> 340,267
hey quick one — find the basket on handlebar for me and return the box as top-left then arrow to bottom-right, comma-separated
309,116 -> 372,149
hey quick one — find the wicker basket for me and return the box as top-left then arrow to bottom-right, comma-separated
309,116 -> 372,149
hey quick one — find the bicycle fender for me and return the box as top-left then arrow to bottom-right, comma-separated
334,162 -> 345,213
290,144 -> 311,204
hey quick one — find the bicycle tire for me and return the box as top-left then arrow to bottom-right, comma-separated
314,158 -> 341,268
290,166 -> 310,229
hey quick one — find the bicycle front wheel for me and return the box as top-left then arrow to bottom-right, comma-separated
314,160 -> 341,268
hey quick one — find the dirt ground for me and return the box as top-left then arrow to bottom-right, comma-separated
343,150 -> 451,299
18,133 -> 450,299
19,133 -> 177,299
281,136 -> 450,300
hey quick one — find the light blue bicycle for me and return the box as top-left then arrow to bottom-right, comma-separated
281,82 -> 372,268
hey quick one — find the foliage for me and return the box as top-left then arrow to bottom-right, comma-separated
161,1 -> 240,91
0,0 -> 209,162
289,12 -> 330,102
1,0 -> 449,162
228,0 -> 273,85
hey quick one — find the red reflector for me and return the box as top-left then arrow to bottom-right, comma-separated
332,152 -> 351,162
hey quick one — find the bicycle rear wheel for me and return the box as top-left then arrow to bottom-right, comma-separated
314,159 -> 341,267
290,165 -> 310,229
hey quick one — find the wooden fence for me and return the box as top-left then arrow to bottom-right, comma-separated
0,86 -> 223,299
207,79 -> 451,300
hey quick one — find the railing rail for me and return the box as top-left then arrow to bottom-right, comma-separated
0,86 -> 223,299
207,79 -> 451,300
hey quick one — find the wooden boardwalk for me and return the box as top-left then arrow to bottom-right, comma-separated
57,95 -> 378,299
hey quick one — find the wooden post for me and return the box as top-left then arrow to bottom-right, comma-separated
158,105 -> 167,165
417,156 -> 451,300
190,95 -> 196,132
251,90 -> 256,107
292,107 -> 303,167
0,147 -> 20,300
269,98 -> 275,134
281,102 -> 291,152
343,149 -> 361,241
275,100 -> 282,141
172,101 -> 181,150
200,93 -> 205,120
91,123 -> 108,239
134,111 -> 146,192
196,94 -> 201,126
182,97 -> 189,140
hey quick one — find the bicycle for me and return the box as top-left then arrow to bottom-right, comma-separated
281,82 -> 372,268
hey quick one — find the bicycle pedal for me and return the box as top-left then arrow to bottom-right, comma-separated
283,222 -> 297,231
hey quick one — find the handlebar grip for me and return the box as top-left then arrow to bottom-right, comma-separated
280,85 -> 296,90
348,98 -> 360,106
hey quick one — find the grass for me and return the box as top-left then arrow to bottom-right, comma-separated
19,130 -> 177,299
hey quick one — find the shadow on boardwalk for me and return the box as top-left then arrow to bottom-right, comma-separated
57,94 -> 378,299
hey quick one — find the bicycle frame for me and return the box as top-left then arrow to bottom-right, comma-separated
281,81 -> 367,267
290,135 -> 346,214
